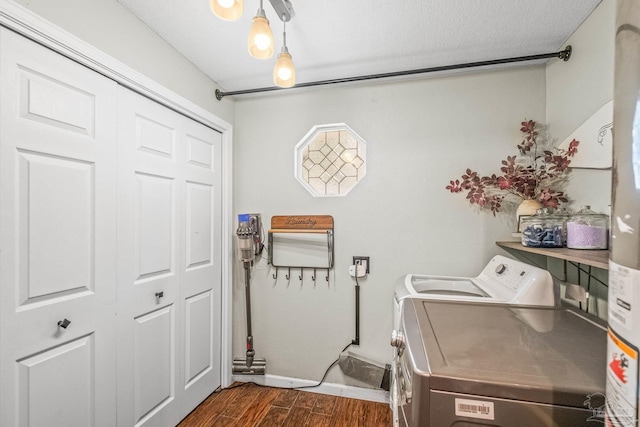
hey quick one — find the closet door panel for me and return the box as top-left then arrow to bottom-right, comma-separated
184,290 -> 213,385
17,336 -> 94,427
17,64 -> 97,143
186,181 -> 213,269
0,28 -> 118,427
117,86 -> 183,427
136,172 -> 175,280
179,122 -> 222,416
133,306 -> 175,422
17,151 -> 94,300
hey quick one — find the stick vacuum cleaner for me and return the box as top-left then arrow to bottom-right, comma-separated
232,214 -> 266,375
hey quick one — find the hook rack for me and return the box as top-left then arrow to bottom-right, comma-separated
268,215 -> 334,285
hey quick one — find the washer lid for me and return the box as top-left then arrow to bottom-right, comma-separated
401,255 -> 555,306
410,277 -> 489,297
406,299 -> 606,408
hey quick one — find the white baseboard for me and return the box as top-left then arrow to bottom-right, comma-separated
231,373 -> 390,404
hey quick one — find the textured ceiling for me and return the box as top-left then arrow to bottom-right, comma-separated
117,0 -> 601,93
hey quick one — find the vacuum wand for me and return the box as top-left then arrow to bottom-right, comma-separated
243,260 -> 255,367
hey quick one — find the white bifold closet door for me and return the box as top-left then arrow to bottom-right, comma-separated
0,27 -> 118,427
116,86 -> 222,427
0,26 -> 223,427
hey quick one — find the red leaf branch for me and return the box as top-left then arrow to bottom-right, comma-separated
446,120 -> 579,215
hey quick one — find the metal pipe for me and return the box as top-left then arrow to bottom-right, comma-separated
215,46 -> 572,100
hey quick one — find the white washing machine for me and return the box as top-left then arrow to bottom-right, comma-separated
390,255 -> 557,426
392,255 -> 556,331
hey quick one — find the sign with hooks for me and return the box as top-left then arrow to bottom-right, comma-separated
268,215 -> 334,284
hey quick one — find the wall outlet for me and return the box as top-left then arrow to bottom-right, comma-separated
352,256 -> 370,273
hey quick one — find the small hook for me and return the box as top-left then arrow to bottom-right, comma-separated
312,268 -> 317,284
272,267 -> 278,280
286,267 -> 290,281
326,269 -> 329,282
299,268 -> 303,282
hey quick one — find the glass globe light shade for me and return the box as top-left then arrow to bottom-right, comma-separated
248,15 -> 274,59
210,0 -> 243,21
273,49 -> 295,88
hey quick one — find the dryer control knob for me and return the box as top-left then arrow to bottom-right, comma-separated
391,330 -> 405,349
495,263 -> 507,274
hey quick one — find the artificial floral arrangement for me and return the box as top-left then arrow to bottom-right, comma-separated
446,120 -> 579,216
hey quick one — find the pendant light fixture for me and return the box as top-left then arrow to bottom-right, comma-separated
210,0 -> 243,21
211,0 -> 296,89
273,18 -> 295,88
248,0 -> 274,59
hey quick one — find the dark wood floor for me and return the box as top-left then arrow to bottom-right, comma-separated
178,382 -> 392,427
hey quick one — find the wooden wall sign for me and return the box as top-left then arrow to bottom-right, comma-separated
270,215 -> 334,232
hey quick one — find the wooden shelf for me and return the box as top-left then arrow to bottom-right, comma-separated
496,241 -> 610,270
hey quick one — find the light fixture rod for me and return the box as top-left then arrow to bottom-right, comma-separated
215,46 -> 572,100
282,18 -> 287,47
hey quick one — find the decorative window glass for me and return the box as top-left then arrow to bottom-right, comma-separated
295,123 -> 367,197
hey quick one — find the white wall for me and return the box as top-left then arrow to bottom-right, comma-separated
233,67 -> 546,384
546,0 -> 614,215
12,0 -> 234,124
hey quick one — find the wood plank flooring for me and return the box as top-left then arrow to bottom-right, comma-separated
178,383 -> 392,427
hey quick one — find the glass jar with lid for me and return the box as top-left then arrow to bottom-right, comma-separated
521,208 -> 564,248
555,207 -> 572,246
566,206 -> 608,249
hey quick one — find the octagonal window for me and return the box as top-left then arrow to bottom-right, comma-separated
295,123 -> 367,197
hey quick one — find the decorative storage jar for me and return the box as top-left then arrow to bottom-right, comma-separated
555,207 -> 572,246
566,206 -> 609,249
521,208 -> 564,248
